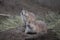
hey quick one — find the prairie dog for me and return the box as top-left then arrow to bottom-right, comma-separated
20,10 -> 47,34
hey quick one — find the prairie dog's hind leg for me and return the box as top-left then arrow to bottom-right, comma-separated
25,25 -> 36,34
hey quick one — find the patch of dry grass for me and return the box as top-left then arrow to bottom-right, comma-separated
0,15 -> 23,31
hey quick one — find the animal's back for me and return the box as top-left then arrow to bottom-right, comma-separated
29,20 -> 47,35
35,20 -> 47,34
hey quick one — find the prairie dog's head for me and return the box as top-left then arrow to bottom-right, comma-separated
21,10 -> 36,22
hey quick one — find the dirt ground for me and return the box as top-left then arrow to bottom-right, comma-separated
0,26 -> 59,40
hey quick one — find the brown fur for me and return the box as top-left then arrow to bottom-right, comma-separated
22,10 -> 47,34
29,20 -> 47,34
